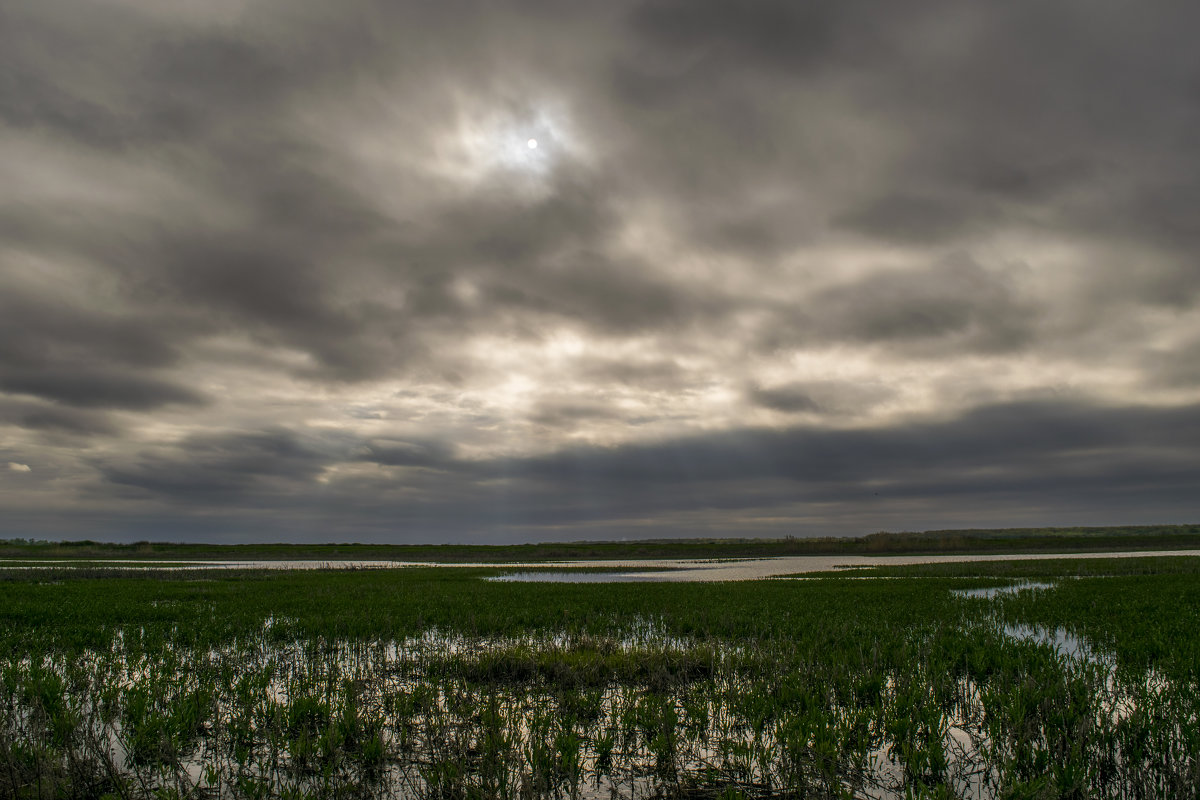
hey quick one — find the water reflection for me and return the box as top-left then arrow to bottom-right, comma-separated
1003,623 -> 1100,662
488,571 -> 662,583
951,581 -> 1056,599
3,549 -> 1199,581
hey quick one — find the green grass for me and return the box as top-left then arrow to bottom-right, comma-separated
1,558 -> 1197,798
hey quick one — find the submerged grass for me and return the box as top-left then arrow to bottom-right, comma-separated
1,558 -> 1197,798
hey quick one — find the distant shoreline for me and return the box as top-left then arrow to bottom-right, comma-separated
2,523 -> 1199,562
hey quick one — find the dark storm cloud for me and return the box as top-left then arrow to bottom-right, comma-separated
2,2 -> 421,381
0,369 -> 206,411
0,399 -> 118,437
0,281 -> 204,411
356,439 -> 457,470
812,257 -> 1033,350
625,0 -> 877,83
372,171 -> 710,336
138,33 -> 297,137
834,193 -> 988,244
756,255 -> 1037,355
85,400 -> 1200,539
528,401 -> 625,428
146,233 -> 407,382
616,0 -> 1200,288
0,3 -> 323,150
3,0 -> 1199,541
503,400 -> 1200,489
5,0 -> 717,389
575,357 -> 690,391
746,380 -> 892,416
9,0 -> 1187,380
486,257 -> 710,335
747,385 -> 820,414
448,399 -> 1200,532
99,429 -> 338,502
840,2 -> 1200,256
0,289 -> 181,370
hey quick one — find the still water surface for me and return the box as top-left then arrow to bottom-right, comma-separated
483,550 -> 1200,581
8,549 -> 1198,581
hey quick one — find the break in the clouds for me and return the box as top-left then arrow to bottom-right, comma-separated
2,0 -> 1199,542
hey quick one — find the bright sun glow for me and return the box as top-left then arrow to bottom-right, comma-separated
433,99 -> 586,187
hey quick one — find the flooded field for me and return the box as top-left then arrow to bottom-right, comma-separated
3,556 -> 1198,798
6,548 -> 1200,580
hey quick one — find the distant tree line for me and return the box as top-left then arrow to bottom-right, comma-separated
2,524 -> 1199,561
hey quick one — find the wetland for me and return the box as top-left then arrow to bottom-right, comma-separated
2,553 -> 1198,798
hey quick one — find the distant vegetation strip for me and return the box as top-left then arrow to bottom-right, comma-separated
2,523 -> 1199,561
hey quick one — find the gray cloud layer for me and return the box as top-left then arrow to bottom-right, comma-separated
2,1 -> 1198,541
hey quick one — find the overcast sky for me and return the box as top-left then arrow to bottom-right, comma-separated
2,0 -> 1199,543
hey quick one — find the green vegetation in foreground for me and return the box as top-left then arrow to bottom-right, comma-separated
2,522 -> 1199,562
2,557 -> 1198,798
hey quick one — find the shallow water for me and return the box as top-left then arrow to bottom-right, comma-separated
1002,623 -> 1099,662
488,571 -> 665,583
951,581 -> 1057,599
481,549 -> 1200,582
9,618 -> 1170,800
4,549 -> 1199,581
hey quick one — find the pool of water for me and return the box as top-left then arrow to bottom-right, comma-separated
952,581 -> 1057,599
488,571 -> 666,583
1003,623 -> 1102,662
